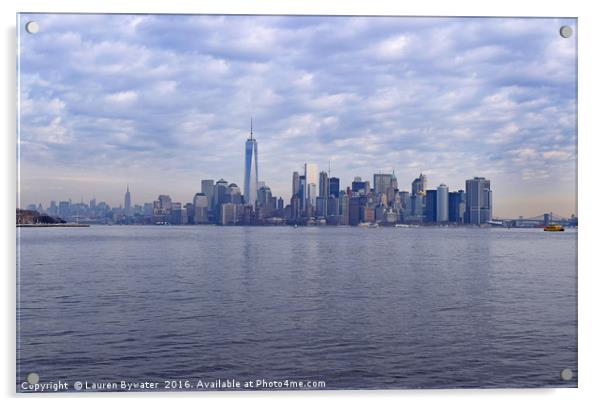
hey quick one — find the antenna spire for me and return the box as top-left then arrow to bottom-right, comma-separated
250,116 -> 253,139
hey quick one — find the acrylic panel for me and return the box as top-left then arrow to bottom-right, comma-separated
16,14 -> 577,392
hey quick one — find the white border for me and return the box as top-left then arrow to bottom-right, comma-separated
3,1 -> 600,405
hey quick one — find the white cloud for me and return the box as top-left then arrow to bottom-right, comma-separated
105,91 -> 138,104
24,117 -> 72,144
375,34 -> 410,60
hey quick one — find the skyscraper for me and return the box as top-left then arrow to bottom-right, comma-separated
219,203 -> 238,225
292,171 -> 300,196
257,186 -> 273,210
352,177 -> 369,195
339,193 -> 350,225
465,177 -> 492,225
244,120 -> 259,207
227,183 -> 242,204
329,177 -> 340,198
425,190 -> 437,223
318,171 -> 329,218
124,185 -> 131,216
448,190 -> 466,223
214,179 -> 229,209
201,179 -> 214,217
299,175 -> 306,211
158,195 -> 172,212
349,197 -> 361,225
373,173 -> 393,195
201,179 -> 214,203
411,173 -> 427,196
304,163 -> 318,207
319,171 -> 329,198
193,193 -> 209,223
170,202 -> 183,225
436,184 -> 449,222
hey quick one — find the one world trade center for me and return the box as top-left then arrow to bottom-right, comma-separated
244,119 -> 258,207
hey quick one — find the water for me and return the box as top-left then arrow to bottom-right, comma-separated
16,226 -> 577,390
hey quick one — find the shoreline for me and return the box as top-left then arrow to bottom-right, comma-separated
17,224 -> 90,228
15,223 -> 577,230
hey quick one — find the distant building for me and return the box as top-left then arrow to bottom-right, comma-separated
152,195 -> 172,223
219,203 -> 238,225
410,194 -> 423,219
201,179 -> 214,211
318,171 -> 329,215
305,163 -> 318,207
213,179 -> 229,210
306,183 -> 317,216
399,191 -> 410,212
319,171 -> 329,197
329,177 -> 340,198
290,194 -> 301,221
373,173 -> 393,195
448,190 -> 465,223
143,203 -> 153,219
436,184 -> 449,222
465,177 -> 492,225
349,197 -> 361,225
316,196 -> 327,218
257,186 -> 273,213
327,196 -> 339,223
227,183 -> 242,204
391,172 -> 398,190
339,194 -> 350,225
299,175 -> 306,211
185,202 -> 194,224
411,173 -> 427,196
170,202 -> 183,224
193,193 -> 209,223
425,190 -> 437,223
58,201 -> 70,220
292,171 -> 300,196
48,201 -> 58,216
124,185 -> 131,216
158,195 -> 172,212
351,177 -> 369,195
244,122 -> 259,207
363,206 -> 375,223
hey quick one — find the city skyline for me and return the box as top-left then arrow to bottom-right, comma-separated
18,152 -> 575,220
18,15 -> 577,218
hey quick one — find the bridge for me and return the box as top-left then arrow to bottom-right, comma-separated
491,213 -> 577,228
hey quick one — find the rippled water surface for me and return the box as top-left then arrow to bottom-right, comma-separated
17,226 -> 577,390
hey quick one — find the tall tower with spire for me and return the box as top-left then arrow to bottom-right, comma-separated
124,185 -> 131,216
244,118 -> 259,207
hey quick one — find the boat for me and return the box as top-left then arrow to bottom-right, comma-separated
544,224 -> 564,232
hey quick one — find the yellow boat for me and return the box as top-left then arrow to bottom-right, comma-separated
544,224 -> 564,232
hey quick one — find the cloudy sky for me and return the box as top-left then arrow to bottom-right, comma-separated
18,14 -> 576,218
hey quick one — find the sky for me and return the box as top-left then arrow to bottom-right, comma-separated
17,14 -> 577,218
